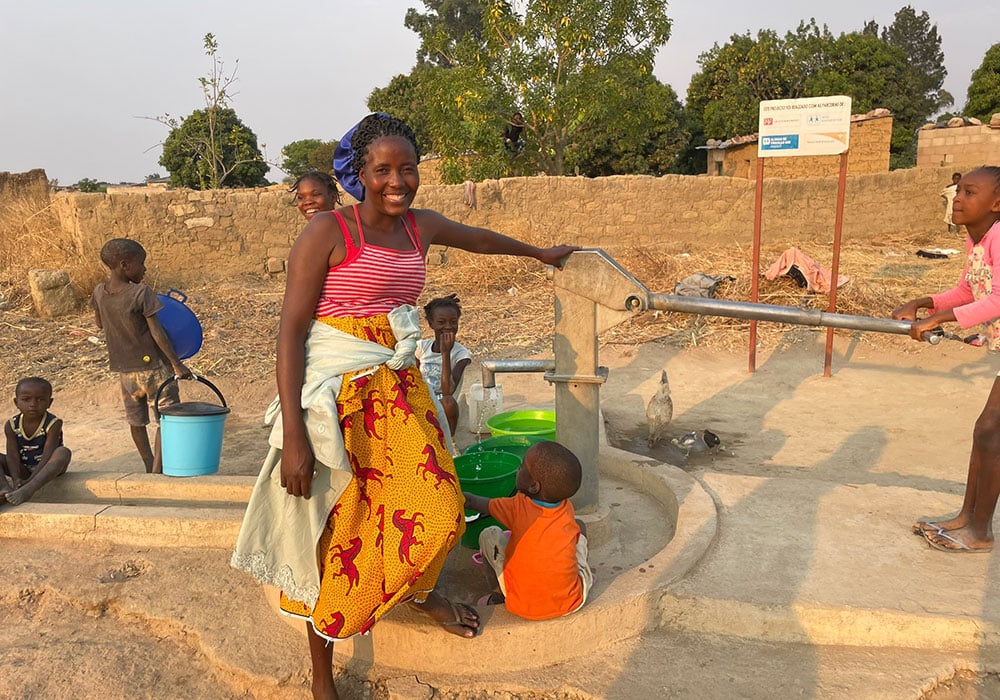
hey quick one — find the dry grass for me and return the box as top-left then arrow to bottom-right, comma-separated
0,226 -> 964,393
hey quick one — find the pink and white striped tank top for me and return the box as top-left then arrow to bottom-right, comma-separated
314,205 -> 426,318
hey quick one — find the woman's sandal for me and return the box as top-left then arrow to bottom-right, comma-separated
476,592 -> 505,606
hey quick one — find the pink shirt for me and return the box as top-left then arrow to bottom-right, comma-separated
931,221 -> 1000,349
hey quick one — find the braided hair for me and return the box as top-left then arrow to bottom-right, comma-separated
977,166 -> 1000,191
349,114 -> 420,175
423,293 -> 461,323
288,170 -> 341,206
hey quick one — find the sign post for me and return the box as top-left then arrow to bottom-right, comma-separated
750,95 -> 852,373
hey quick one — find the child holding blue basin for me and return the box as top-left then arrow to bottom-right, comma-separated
462,440 -> 594,619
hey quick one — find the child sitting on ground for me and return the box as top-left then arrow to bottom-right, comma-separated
90,238 -> 192,474
462,440 -> 594,619
1,377 -> 72,506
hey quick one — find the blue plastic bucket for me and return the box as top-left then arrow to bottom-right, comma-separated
156,289 -> 203,360
155,376 -> 230,477
454,452 -> 521,549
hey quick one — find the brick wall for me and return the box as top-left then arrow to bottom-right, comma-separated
719,116 -> 893,179
916,124 -> 1000,169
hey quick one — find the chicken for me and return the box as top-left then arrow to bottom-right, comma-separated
645,370 -> 673,448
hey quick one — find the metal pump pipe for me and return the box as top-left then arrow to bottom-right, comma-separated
627,293 -> 936,342
480,359 -> 556,389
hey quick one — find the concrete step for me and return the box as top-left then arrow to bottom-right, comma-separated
29,470 -> 256,506
0,502 -> 245,548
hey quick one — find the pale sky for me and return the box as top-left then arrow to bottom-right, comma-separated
1,1 -> 995,185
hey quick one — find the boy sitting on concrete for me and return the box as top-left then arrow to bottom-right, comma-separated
462,440 -> 594,620
1,377 -> 72,506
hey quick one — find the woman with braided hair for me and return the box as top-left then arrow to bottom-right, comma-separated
233,112 -> 577,699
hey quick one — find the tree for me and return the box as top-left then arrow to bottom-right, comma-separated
965,43 -> 1000,122
414,0 -> 673,178
564,60 -> 687,177
404,0 -> 489,68
155,34 -> 268,189
867,6 -> 952,167
367,68 -> 437,153
160,107 -> 268,189
279,139 -> 339,181
75,178 -> 106,193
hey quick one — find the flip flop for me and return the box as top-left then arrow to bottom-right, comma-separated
923,528 -> 992,554
912,521 -> 943,536
476,592 -> 505,606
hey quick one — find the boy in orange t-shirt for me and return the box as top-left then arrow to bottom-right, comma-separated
462,440 -> 594,620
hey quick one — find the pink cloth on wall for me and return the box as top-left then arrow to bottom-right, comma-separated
764,247 -> 849,293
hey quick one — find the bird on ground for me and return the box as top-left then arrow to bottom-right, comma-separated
672,429 -> 722,455
646,370 -> 673,448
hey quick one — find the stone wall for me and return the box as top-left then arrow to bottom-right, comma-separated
717,116 -> 893,179
0,166 -> 959,285
916,123 -> 1000,169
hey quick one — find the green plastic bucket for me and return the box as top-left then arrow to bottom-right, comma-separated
155,376 -> 230,477
454,451 -> 521,549
463,434 -> 551,462
485,409 -> 556,439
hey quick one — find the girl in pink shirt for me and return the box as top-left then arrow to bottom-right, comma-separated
894,166 -> 1000,552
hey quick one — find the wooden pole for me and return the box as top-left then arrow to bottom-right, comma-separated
749,157 -> 765,373
824,151 -> 849,377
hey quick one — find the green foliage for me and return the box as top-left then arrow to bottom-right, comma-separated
564,59 -> 687,177
155,34 -> 268,189
405,0 -> 489,68
160,108 -> 268,189
965,43 -> 1000,122
75,178 -> 106,193
280,139 -> 338,181
685,8 -> 950,170
397,0 -> 674,179
367,68 -> 437,153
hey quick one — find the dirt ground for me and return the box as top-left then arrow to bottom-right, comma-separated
2,239 -> 994,698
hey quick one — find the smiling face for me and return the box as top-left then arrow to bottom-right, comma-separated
428,305 -> 460,336
952,169 -> 1000,235
358,135 -> 419,216
14,382 -> 53,422
295,177 -> 338,220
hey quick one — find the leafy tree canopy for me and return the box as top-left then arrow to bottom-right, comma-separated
405,0 -> 489,68
965,43 -> 1000,122
280,139 -> 339,181
75,178 -> 106,193
685,6 -> 949,169
379,0 -> 676,181
155,34 -> 269,189
159,107 -> 268,189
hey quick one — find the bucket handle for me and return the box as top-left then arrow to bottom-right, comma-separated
164,288 -> 188,303
153,374 -> 227,420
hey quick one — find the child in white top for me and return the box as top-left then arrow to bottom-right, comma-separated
416,294 -> 472,399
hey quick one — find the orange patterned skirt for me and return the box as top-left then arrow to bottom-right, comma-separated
279,315 -> 465,640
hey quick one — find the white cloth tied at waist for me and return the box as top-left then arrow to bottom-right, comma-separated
231,305 -> 453,607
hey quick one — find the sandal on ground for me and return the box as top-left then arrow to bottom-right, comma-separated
911,520 -> 943,536
923,528 -> 993,554
476,592 -> 505,606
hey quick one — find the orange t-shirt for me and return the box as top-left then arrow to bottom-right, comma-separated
488,493 -> 583,620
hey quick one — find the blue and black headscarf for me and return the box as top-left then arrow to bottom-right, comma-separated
332,113 -> 420,201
